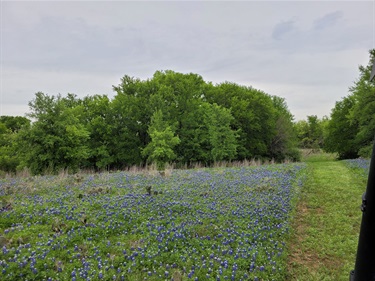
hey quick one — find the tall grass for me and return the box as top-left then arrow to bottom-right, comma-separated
1,157 -> 298,180
300,149 -> 338,162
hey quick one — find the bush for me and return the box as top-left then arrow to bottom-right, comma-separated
358,144 -> 373,158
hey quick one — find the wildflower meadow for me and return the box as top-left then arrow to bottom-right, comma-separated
0,163 -> 306,281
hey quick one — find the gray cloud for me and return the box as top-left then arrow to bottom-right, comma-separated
272,21 -> 296,40
263,12 -> 369,56
1,1 -> 373,120
313,11 -> 343,30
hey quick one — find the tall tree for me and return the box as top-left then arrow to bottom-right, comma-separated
205,82 -> 276,160
151,70 -> 208,164
112,76 -> 154,167
19,92 -> 90,174
80,95 -> 114,170
202,103 -> 238,162
3,70 -> 302,173
350,49 -> 375,157
294,115 -> 325,150
0,124 -> 18,172
269,96 -> 300,161
325,95 -> 359,159
142,110 -> 180,170
0,116 -> 30,173
325,49 -> 375,158
0,116 -> 30,133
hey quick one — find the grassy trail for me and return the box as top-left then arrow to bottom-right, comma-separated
287,158 -> 366,280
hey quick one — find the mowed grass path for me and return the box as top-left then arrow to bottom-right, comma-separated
287,156 -> 366,280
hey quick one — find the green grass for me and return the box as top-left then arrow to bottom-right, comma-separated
287,155 -> 366,280
0,164 -> 306,280
1,154 -> 368,280
300,149 -> 338,163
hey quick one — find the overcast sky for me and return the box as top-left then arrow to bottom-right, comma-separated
1,1 -> 373,120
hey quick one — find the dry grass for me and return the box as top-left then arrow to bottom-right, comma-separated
1,158 -> 295,181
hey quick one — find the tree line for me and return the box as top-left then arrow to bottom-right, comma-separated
291,49 -> 375,159
0,70 -> 300,175
2,49 -> 374,175
324,49 -> 375,159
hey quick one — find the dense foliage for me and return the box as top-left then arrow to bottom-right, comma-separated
0,116 -> 30,173
1,71 -> 299,175
325,50 -> 375,159
294,115 -> 328,150
0,163 -> 306,280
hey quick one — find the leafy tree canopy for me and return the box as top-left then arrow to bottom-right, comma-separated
1,70 -> 299,174
324,49 -> 375,159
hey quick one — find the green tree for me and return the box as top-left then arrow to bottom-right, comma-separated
205,82 -> 276,160
325,96 -> 359,159
142,110 -> 180,170
151,70 -> 208,164
325,49 -> 375,159
294,120 -> 309,148
269,96 -> 300,161
350,49 -> 375,157
294,115 -> 325,149
0,116 -> 30,173
202,103 -> 238,162
0,116 -> 30,132
80,95 -> 114,170
112,76 -> 154,167
307,115 -> 324,149
20,92 -> 90,174
0,123 -> 18,172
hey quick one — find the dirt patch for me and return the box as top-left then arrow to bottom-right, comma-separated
288,202 -> 310,267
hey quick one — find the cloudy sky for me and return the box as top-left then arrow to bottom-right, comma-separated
1,1 -> 373,120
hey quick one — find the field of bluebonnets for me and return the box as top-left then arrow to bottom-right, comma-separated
344,158 -> 370,175
0,163 -> 306,281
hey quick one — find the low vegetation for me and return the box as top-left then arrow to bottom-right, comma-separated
0,163 -> 305,280
287,156 -> 368,280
